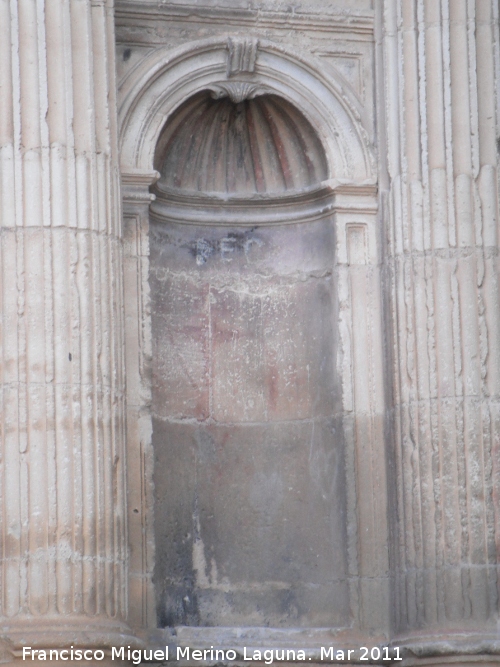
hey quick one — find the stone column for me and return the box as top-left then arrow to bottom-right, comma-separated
381,0 -> 500,647
0,0 -> 132,653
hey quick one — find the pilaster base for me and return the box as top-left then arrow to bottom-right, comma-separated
1,616 -> 141,665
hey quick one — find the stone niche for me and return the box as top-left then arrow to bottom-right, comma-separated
150,90 -> 348,628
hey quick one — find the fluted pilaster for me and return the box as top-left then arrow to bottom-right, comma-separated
0,0 -> 131,652
382,0 -> 500,642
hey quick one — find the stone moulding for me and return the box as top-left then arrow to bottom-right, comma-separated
150,626 -> 386,664
149,181 -> 378,227
143,628 -> 500,665
394,637 -> 500,659
121,169 -> 160,203
114,1 -> 375,36
136,626 -> 500,665
1,616 -> 142,655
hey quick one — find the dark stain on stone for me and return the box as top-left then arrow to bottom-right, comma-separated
188,230 -> 262,265
159,578 -> 199,627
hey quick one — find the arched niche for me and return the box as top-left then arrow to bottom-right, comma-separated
119,36 -> 387,640
149,87 -> 349,629
118,37 -> 375,183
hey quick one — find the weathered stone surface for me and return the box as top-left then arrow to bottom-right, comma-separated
151,272 -> 210,421
154,418 -> 348,627
210,277 -> 334,422
1,0 -> 499,662
0,0 -> 134,658
382,0 -> 500,646
150,212 -> 344,626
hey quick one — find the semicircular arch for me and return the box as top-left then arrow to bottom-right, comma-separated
118,37 -> 375,183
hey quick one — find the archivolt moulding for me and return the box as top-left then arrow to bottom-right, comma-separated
118,36 -> 376,185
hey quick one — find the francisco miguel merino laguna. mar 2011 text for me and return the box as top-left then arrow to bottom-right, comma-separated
22,646 -> 404,663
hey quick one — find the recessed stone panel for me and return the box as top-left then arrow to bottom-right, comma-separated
151,213 -> 343,627
154,418 -> 348,627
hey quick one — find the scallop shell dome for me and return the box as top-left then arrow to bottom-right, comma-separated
154,91 -> 328,195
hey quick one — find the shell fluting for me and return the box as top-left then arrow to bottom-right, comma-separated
154,92 -> 328,195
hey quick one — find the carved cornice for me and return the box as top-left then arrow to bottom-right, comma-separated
150,181 -> 377,227
121,169 -> 159,188
121,169 -> 159,203
115,2 -> 375,37
151,184 -> 335,227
